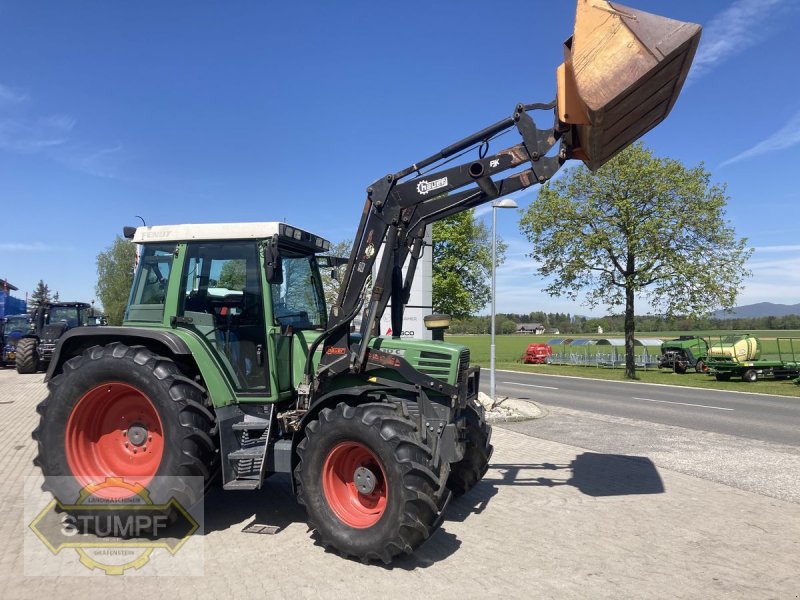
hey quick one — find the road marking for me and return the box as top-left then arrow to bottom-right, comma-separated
501,381 -> 559,390
632,397 -> 734,411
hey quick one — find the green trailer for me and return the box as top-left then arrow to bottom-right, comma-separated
706,336 -> 800,382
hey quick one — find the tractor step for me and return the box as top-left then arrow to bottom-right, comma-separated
219,405 -> 276,490
223,480 -> 260,491
232,418 -> 271,431
229,447 -> 265,460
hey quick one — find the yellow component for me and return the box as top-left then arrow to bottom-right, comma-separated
557,0 -> 702,170
707,337 -> 760,363
368,376 -> 377,383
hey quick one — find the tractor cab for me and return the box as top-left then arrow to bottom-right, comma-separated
126,222 -> 331,399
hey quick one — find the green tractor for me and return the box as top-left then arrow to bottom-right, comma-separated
659,336 -> 709,374
31,0 -> 700,563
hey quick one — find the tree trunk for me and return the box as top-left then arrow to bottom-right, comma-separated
624,281 -> 636,379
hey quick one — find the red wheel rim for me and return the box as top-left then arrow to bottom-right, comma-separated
322,441 -> 388,528
65,382 -> 164,499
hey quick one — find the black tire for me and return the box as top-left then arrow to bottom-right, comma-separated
715,372 -> 731,381
742,369 -> 757,383
447,405 -> 493,496
32,343 -> 218,533
295,401 -> 447,564
15,338 -> 39,374
694,360 -> 706,373
674,362 -> 687,374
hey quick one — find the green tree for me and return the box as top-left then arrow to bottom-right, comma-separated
218,260 -> 246,290
29,279 -> 51,314
96,236 -> 137,325
520,143 -> 752,379
432,210 -> 506,319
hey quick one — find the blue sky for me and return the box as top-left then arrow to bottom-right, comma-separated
1,0 -> 799,316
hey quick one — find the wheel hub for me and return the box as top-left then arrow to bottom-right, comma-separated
353,466 -> 376,495
127,424 -> 148,447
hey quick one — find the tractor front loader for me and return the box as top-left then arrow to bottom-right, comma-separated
32,1 -> 700,564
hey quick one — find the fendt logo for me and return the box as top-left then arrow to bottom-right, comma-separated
28,477 -> 199,575
416,177 -> 448,195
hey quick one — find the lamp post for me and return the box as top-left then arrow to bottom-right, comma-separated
490,197 -> 518,402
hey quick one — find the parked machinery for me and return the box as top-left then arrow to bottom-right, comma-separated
32,1 -> 701,563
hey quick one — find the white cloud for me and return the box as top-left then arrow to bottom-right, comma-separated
0,115 -> 75,153
0,84 -> 28,105
720,108 -> 800,167
690,0 -> 791,81
0,242 -> 61,252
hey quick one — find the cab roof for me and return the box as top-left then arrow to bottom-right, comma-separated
130,221 -> 331,251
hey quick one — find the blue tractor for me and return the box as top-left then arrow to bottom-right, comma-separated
1,314 -> 31,367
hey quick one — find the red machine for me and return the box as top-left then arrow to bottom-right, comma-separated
522,343 -> 552,364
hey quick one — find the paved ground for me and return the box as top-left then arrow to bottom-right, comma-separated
1,370 -> 799,598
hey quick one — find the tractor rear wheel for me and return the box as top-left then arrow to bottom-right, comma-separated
447,405 -> 493,496
295,401 -> 447,563
32,343 -> 218,532
15,338 -> 39,374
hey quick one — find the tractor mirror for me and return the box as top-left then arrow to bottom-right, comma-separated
557,0 -> 701,171
264,235 -> 283,285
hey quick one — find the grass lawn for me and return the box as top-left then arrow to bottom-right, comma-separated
446,334 -> 800,398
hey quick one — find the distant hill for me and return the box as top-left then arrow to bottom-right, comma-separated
713,302 -> 800,319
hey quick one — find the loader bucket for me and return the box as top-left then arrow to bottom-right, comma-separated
557,0 -> 701,171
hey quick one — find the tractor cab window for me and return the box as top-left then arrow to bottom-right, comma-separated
47,306 -> 81,328
179,241 -> 268,394
271,253 -> 327,331
126,244 -> 176,323
5,316 -> 31,335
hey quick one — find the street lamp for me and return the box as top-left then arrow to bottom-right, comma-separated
490,197 -> 518,402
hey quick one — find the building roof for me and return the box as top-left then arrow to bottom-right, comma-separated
595,337 -> 663,347
0,279 -> 18,292
516,322 -> 545,329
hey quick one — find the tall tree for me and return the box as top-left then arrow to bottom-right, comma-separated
29,280 -> 51,314
520,143 -> 752,379
217,259 -> 246,290
96,236 -> 137,325
432,210 -> 506,318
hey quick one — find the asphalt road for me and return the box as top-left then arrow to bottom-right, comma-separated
482,370 -> 800,447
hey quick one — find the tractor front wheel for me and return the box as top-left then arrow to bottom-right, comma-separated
447,405 -> 493,496
295,402 -> 447,563
695,360 -> 707,373
32,343 -> 218,531
15,338 -> 39,374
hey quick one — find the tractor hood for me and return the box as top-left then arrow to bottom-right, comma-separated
40,322 -> 69,343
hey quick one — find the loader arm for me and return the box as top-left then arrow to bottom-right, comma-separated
306,101 -> 570,385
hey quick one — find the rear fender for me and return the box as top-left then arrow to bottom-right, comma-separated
45,327 -> 193,381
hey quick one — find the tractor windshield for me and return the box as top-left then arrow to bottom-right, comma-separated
4,316 -> 30,335
271,254 -> 327,331
47,307 -> 84,327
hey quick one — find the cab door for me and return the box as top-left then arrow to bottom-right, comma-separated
177,241 -> 269,395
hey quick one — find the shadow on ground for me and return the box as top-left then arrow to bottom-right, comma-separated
486,452 -> 665,497
162,453 -> 661,569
